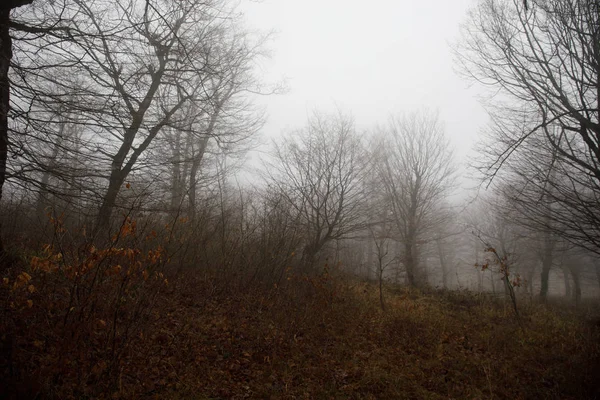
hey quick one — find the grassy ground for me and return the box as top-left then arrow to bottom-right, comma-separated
2,271 -> 599,399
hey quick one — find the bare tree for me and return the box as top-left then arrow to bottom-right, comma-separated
475,194 -> 530,295
557,245 -> 597,307
493,128 -> 600,298
0,0 -> 34,257
456,0 -> 600,255
434,213 -> 462,289
159,69 -> 265,221
376,110 -> 456,287
368,219 -> 396,311
9,0 -> 269,237
266,111 -> 369,270
489,174 -> 559,300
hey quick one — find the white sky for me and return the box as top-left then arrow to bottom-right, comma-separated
241,0 -> 488,176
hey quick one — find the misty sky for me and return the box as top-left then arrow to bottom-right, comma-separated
242,0 -> 489,170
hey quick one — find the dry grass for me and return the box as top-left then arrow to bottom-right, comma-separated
3,260 -> 598,400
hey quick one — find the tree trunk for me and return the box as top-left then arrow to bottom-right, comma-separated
394,241 -> 402,284
302,245 -> 317,271
0,8 -> 11,259
95,171 -> 125,238
404,241 -> 416,287
475,245 -> 483,292
502,275 -> 510,299
36,124 -> 65,221
0,0 -> 35,264
366,233 -> 374,280
539,256 -> 552,301
379,267 -> 385,311
188,136 -> 208,221
437,239 -> 448,289
539,232 -> 555,301
404,180 -> 420,287
170,128 -> 184,215
526,269 -> 535,295
563,266 -> 572,298
94,112 -> 173,234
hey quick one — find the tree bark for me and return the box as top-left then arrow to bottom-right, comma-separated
0,8 -> 10,203
0,8 -> 12,259
0,1 -> 34,261
539,262 -> 551,301
95,170 -> 126,238
188,136 -> 209,221
475,246 -> 482,292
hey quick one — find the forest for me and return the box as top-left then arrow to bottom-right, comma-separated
0,0 -> 599,398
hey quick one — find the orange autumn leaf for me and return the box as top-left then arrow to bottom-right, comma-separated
14,272 -> 32,289
19,272 -> 32,283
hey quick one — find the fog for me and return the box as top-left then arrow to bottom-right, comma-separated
1,0 -> 599,398
242,0 -> 486,160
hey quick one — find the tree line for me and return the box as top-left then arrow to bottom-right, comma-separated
0,0 -> 598,304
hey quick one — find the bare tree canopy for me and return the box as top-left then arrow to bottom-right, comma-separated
266,110 -> 370,269
8,0 -> 268,236
0,1 -> 599,398
376,110 -> 456,286
456,0 -> 600,254
0,0 -> 35,258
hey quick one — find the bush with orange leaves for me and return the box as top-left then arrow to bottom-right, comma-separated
0,215 -> 170,399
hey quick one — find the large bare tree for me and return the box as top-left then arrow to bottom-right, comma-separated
376,110 -> 456,287
159,70 -> 265,221
456,0 -> 600,254
9,0 -> 268,237
266,111 -> 370,270
0,0 -> 34,257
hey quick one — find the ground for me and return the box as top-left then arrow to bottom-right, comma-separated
2,268 -> 599,399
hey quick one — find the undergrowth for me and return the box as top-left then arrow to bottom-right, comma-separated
0,223 -> 599,399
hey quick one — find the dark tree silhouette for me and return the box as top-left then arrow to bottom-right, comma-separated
457,0 -> 600,255
0,0 -> 33,258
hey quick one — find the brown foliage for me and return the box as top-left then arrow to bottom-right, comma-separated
0,220 -> 599,399
0,216 -> 169,398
